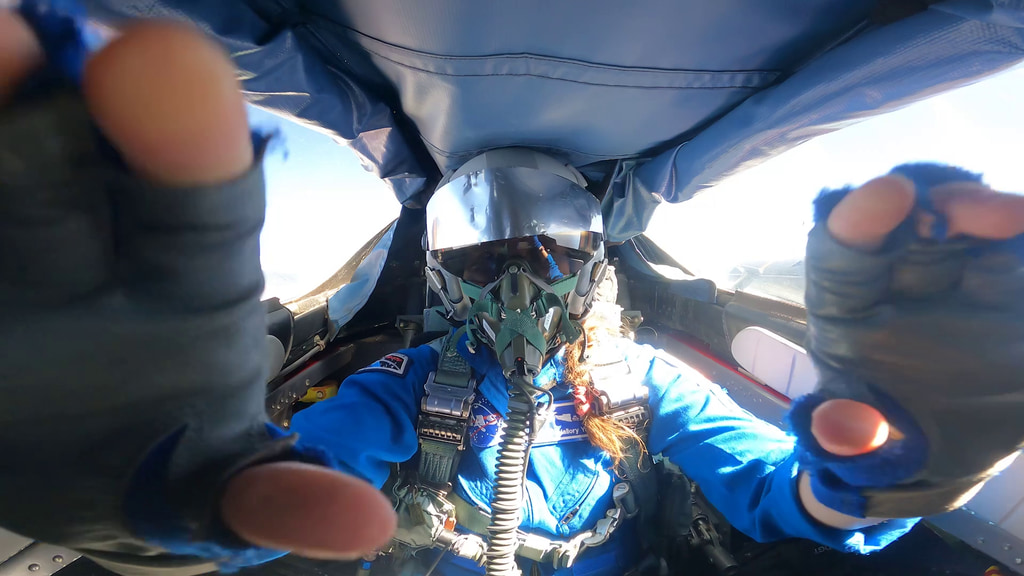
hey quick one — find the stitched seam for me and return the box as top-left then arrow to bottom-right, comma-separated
360,43 -> 772,89
339,22 -> 781,76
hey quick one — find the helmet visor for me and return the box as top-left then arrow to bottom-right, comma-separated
433,235 -> 599,286
426,167 -> 604,252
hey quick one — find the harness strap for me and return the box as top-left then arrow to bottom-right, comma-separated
407,334 -> 657,571
416,329 -> 477,487
588,344 -> 658,547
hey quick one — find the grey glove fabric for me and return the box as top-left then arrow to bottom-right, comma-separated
0,89 -> 299,569
792,164 -> 1024,519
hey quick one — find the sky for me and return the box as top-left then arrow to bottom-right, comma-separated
645,62 -> 1024,289
41,15 -> 401,303
250,107 -> 400,302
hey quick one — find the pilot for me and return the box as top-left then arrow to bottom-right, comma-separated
278,146 -> 937,576
1,8 -> 1022,576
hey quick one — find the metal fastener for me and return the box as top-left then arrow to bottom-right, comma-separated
1015,557 -> 1022,566
28,564 -> 40,572
1005,544 -> 1013,551
52,556 -> 64,564
977,537 -> 985,544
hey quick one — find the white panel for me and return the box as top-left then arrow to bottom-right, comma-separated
787,351 -> 818,399
732,326 -> 816,398
965,452 -> 1024,528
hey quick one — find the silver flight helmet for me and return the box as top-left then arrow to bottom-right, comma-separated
424,148 -> 607,381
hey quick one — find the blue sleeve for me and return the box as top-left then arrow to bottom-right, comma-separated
637,345 -> 917,554
289,344 -> 438,488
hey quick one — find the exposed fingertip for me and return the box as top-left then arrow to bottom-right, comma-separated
221,461 -> 396,559
0,10 -> 45,101
828,175 -> 916,251
811,399 -> 890,457
82,20 -> 252,187
933,183 -> 1024,240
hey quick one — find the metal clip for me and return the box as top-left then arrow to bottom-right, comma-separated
581,508 -> 621,548
516,483 -> 638,571
612,481 -> 639,519
422,371 -> 476,418
579,483 -> 632,548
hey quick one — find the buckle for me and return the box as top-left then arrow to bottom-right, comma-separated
422,371 -> 476,418
609,405 -> 650,432
417,413 -> 466,446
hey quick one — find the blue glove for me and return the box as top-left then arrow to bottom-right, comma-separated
790,164 -> 1024,519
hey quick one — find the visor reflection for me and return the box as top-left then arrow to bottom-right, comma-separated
435,236 -> 589,286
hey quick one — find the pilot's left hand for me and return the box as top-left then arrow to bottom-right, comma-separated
0,9 -> 392,562
793,170 -> 1024,524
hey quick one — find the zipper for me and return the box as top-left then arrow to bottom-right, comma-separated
557,473 -> 600,532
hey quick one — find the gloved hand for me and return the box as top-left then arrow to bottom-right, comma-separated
0,5 -> 391,572
790,165 -> 1024,520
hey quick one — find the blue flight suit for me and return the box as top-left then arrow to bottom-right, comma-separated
291,333 -> 918,575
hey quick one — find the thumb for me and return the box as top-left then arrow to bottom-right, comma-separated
220,462 -> 396,560
810,399 -> 891,457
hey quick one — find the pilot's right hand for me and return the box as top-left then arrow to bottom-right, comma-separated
0,7 -> 392,568
792,167 -> 1024,521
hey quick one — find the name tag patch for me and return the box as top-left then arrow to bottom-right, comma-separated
532,400 -> 588,447
357,353 -> 410,376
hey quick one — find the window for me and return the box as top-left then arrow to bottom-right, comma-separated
251,106 -> 402,303
73,19 -> 402,305
644,63 -> 1024,305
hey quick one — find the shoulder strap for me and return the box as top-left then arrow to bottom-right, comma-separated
587,343 -> 658,545
416,328 -> 477,488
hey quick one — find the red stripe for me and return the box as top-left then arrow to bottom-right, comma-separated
667,333 -> 793,405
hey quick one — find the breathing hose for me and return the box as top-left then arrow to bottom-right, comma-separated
485,373 -> 536,576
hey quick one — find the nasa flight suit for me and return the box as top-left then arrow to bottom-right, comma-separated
290,332 -> 917,575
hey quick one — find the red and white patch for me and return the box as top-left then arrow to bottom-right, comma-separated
358,353 -> 410,376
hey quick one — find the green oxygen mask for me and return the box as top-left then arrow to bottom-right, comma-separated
465,260 -> 581,387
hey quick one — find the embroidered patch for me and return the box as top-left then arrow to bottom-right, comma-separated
469,396 -> 505,448
357,353 -> 410,376
532,400 -> 589,447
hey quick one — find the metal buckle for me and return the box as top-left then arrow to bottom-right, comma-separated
581,483 -> 631,547
422,371 -> 476,418
417,413 -> 466,446
609,405 -> 650,432
594,380 -> 648,413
